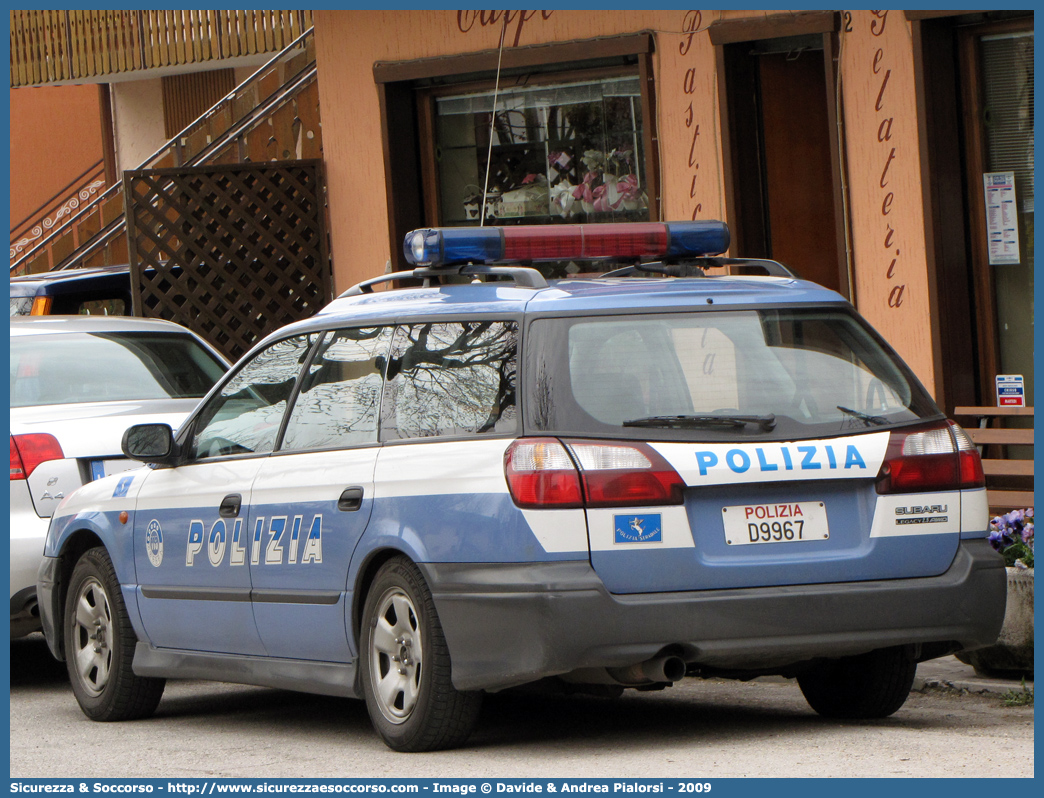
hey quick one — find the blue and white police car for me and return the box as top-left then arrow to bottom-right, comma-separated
38,221 -> 1006,752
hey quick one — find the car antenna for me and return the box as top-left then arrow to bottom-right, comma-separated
479,15 -> 509,227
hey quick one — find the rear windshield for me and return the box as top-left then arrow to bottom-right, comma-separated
526,309 -> 941,441
10,331 -> 227,408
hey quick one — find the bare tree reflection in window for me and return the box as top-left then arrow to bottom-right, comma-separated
193,334 -> 315,458
281,327 -> 392,451
383,321 -> 518,440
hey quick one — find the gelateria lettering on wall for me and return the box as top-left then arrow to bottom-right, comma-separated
870,10 -> 905,310
679,10 -> 704,220
457,10 -> 554,47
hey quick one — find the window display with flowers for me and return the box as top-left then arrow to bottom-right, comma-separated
433,75 -> 649,230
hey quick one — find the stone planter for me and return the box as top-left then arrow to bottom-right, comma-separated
957,567 -> 1034,676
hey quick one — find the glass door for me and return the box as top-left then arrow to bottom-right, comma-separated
961,22 -> 1035,407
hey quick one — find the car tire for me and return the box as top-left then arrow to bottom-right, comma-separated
797,646 -> 917,719
360,556 -> 482,751
63,547 -> 165,721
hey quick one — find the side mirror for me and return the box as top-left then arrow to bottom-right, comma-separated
122,423 -> 178,466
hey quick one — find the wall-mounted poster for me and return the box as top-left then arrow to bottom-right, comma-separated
983,172 -> 1021,265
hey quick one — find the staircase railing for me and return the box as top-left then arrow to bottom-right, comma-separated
10,161 -> 106,261
11,26 -> 318,276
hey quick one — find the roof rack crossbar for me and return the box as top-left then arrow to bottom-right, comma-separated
339,263 -> 548,297
603,257 -> 796,279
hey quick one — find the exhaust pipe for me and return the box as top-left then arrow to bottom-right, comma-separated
607,654 -> 687,686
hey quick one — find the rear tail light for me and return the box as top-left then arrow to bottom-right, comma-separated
875,421 -> 984,494
566,441 -> 685,507
504,438 -> 684,509
950,420 -> 986,488
504,439 -> 583,508
10,433 -> 64,481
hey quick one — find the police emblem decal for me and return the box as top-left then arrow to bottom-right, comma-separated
145,520 -> 164,567
614,513 -> 663,543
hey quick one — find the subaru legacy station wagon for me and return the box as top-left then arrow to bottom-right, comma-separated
38,221 -> 1006,752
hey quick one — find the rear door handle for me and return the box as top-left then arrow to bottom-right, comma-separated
338,486 -> 364,512
219,493 -> 242,518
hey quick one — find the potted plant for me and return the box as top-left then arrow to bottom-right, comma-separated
957,509 -> 1034,676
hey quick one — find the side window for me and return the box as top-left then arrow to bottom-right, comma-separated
382,321 -> 518,440
191,334 -> 315,460
280,327 -> 392,451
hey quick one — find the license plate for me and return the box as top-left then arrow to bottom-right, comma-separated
722,501 -> 828,546
89,458 -> 138,481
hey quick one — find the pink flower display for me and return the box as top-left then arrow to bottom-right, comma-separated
557,150 -> 646,217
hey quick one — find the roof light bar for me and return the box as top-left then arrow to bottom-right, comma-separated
403,221 -> 730,267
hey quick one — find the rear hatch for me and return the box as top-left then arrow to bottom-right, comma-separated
524,304 -> 979,593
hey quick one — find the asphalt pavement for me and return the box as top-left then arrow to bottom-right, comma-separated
11,636 -> 1034,777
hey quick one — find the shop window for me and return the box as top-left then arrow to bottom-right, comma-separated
374,33 -> 657,270
429,75 -> 648,226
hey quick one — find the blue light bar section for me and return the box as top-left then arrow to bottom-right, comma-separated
665,221 -> 730,257
405,227 -> 503,266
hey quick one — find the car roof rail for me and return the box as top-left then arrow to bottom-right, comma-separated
602,257 -> 797,279
340,263 -> 549,297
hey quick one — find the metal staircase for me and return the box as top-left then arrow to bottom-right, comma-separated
11,27 -> 320,277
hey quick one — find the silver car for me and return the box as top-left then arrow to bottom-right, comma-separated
10,316 -> 228,637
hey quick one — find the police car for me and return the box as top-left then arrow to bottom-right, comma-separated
38,221 -> 1006,752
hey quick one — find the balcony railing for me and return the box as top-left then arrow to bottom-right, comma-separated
10,10 -> 313,87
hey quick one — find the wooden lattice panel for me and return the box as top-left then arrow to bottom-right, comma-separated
124,160 -> 330,361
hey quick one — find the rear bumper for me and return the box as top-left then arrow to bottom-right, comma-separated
422,539 -> 1007,691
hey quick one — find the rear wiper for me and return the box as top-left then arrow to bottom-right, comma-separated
836,405 -> 888,426
623,413 -> 776,432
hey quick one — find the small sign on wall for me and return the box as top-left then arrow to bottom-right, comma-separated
996,374 -> 1026,407
983,172 -> 1021,265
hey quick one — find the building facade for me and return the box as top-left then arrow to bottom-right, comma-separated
9,10 -> 1033,415
312,9 -> 1034,414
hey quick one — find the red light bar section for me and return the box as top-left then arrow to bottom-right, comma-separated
581,223 -> 670,259
501,223 -> 669,262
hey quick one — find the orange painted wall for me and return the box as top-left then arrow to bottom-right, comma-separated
840,10 -> 934,393
313,9 -> 936,393
9,84 -> 107,233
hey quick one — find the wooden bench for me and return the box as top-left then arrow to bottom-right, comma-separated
953,406 -> 1034,513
